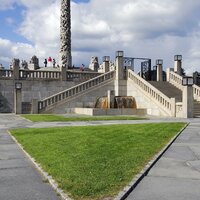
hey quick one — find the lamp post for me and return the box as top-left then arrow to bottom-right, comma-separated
156,59 -> 163,82
115,51 -> 125,96
182,76 -> 194,118
116,51 -> 124,58
102,56 -> 110,73
103,56 -> 110,62
182,76 -> 194,86
14,82 -> 22,114
174,55 -> 182,75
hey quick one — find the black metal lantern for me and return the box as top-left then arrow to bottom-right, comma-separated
174,55 -> 182,61
103,56 -> 110,62
156,59 -> 163,65
182,76 -> 194,86
116,51 -> 124,57
15,82 -> 22,90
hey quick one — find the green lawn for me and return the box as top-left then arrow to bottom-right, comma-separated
21,114 -> 146,122
11,123 -> 185,200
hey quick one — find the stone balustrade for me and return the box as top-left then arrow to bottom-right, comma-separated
0,68 -> 101,81
19,70 -> 61,80
38,70 -> 115,112
193,84 -> 200,101
128,69 -> 176,116
168,71 -> 183,90
0,69 -> 13,78
168,70 -> 200,101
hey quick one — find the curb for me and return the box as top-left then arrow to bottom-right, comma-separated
8,131 -> 73,200
8,123 -> 188,200
114,123 -> 189,200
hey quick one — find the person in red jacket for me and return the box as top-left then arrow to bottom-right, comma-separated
48,56 -> 52,67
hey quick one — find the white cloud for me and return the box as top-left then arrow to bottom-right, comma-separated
0,38 -> 35,66
0,0 -> 16,10
0,0 -> 200,73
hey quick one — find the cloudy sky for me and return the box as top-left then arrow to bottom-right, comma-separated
0,0 -> 200,73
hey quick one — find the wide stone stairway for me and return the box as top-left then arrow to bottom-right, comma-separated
194,100 -> 200,118
148,81 -> 182,102
149,81 -> 200,118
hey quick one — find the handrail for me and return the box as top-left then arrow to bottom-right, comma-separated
193,84 -> 200,101
38,70 -> 115,112
168,70 -> 200,101
128,69 -> 175,116
168,71 -> 183,90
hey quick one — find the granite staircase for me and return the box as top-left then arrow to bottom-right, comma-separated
193,100 -> 200,118
148,81 -> 182,102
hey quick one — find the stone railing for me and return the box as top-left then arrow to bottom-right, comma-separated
128,69 -> 175,116
193,84 -> 200,101
19,70 -> 61,80
38,70 -> 115,112
168,71 -> 183,90
0,69 -> 13,79
168,70 -> 200,101
0,68 -> 102,81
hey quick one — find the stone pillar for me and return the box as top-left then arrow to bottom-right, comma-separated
115,51 -> 124,81
60,0 -> 71,68
14,83 -> 22,114
12,58 -> 20,80
156,59 -> 163,82
115,51 -> 127,96
170,97 -> 176,117
60,66 -> 67,81
182,86 -> 194,118
31,99 -> 38,114
107,90 -> 115,108
166,68 -> 171,82
174,55 -> 182,75
102,56 -> 110,73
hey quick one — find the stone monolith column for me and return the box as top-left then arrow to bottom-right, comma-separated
60,0 -> 71,68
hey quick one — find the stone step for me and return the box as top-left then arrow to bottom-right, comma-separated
148,81 -> 182,102
193,100 -> 200,117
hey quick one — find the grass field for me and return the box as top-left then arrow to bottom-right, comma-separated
11,123 -> 185,200
21,114 -> 146,122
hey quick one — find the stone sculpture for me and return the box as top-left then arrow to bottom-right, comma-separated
89,56 -> 99,72
10,58 -> 20,69
28,55 -> 39,70
60,0 -> 71,68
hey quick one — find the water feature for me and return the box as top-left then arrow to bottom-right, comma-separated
95,97 -> 108,109
114,96 -> 136,108
95,96 -> 136,109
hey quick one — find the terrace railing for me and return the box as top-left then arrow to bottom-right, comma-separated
0,68 -> 101,82
19,70 -> 61,80
0,69 -> 13,79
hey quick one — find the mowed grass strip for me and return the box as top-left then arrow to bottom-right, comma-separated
11,123 -> 185,200
21,114 -> 146,122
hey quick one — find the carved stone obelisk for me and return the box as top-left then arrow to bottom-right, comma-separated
60,0 -> 71,68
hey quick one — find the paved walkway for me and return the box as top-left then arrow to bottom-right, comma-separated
126,121 -> 200,200
0,114 -> 200,200
0,114 -> 61,200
